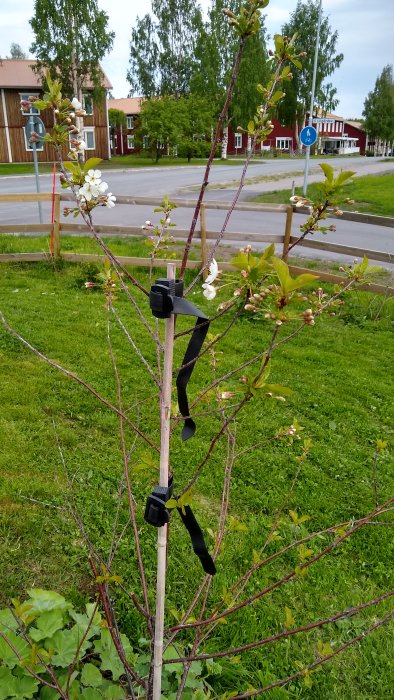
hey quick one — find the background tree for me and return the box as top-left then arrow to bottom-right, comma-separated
30,0 -> 115,101
192,0 -> 269,158
138,96 -> 186,161
127,0 -> 204,97
8,43 -> 27,59
108,107 -> 127,156
174,94 -> 216,161
278,0 -> 343,151
363,64 -> 394,156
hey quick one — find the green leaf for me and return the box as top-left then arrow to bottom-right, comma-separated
335,170 -> 355,187
81,689 -> 102,700
81,662 -> 104,688
271,90 -> 285,105
50,626 -> 90,667
260,242 -> 275,261
230,252 -> 250,271
29,609 -> 64,642
247,121 -> 255,134
84,158 -> 103,173
265,383 -> 293,396
319,162 -> 334,183
290,58 -> 302,69
63,161 -> 81,176
0,608 -> 19,633
94,629 -> 132,681
0,667 -> 15,700
26,589 -> 71,614
271,257 -> 291,292
101,680 -> 126,699
0,631 -> 30,668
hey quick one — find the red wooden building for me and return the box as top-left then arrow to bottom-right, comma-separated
0,59 -> 112,163
108,97 -> 141,155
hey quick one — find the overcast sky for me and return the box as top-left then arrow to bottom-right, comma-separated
1,0 -> 393,118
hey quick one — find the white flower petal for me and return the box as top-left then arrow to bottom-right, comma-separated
205,258 -> 219,285
202,283 -> 217,300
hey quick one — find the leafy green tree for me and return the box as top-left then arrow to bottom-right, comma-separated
29,0 -> 115,100
192,0 -> 269,158
138,96 -> 186,162
108,108 -> 127,156
9,43 -> 27,59
176,95 -> 216,161
127,0 -> 204,97
363,65 -> 394,155
278,0 -> 343,150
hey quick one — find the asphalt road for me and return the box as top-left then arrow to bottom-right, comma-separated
1,157 -> 393,267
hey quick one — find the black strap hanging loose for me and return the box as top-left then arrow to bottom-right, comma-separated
150,278 -> 209,440
177,505 -> 216,575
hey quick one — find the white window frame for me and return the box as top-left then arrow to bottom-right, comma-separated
143,135 -> 150,149
82,93 -> 94,116
276,137 -> 292,150
83,127 -> 95,150
127,116 -> 134,130
234,133 -> 242,149
23,127 -> 44,152
19,92 -> 40,115
127,135 -> 135,150
157,140 -> 165,150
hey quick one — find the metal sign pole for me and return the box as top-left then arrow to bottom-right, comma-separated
303,0 -> 323,196
29,115 -> 44,224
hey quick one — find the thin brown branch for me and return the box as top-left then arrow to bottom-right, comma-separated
164,589 -> 394,664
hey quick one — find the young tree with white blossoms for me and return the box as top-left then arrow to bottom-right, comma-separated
0,3 -> 392,699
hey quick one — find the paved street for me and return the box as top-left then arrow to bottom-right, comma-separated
1,157 -> 393,267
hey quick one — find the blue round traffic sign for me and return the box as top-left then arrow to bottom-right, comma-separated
300,126 -> 317,147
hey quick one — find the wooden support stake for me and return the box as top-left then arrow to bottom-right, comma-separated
282,205 -> 293,261
200,203 -> 208,280
152,262 -> 176,700
52,193 -> 61,258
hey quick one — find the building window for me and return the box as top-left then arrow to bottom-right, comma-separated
127,135 -> 135,150
234,133 -> 242,149
157,141 -> 165,150
19,93 -> 40,115
276,137 -> 292,150
143,136 -> 150,149
23,128 -> 44,151
82,93 -> 94,116
127,116 -> 134,129
83,127 -> 95,150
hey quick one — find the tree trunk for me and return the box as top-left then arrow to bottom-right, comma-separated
247,135 -> 252,155
221,124 -> 228,160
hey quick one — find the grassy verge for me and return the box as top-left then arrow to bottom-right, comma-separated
249,172 -> 394,217
0,259 -> 393,698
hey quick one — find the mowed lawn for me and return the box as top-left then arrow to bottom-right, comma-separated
0,259 -> 393,699
251,172 -> 394,217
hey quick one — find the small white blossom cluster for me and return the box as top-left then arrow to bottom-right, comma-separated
67,97 -> 89,158
202,259 -> 220,300
78,170 -> 116,209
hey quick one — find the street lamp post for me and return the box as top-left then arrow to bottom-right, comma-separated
23,112 -> 46,224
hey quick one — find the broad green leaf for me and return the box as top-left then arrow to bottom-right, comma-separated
317,639 -> 332,657
63,161 -> 81,176
26,589 -> 71,615
271,257 -> 291,292
101,680 -> 126,699
81,662 -> 103,688
285,272 -> 318,293
376,439 -> 388,452
94,628 -> 132,681
271,90 -> 285,104
230,252 -> 250,271
81,689 -> 102,700
0,667 -> 15,700
335,170 -> 355,186
265,383 -> 293,396
9,673 -> 40,698
0,608 -> 19,633
290,58 -> 302,69
303,669 -> 313,688
29,609 -> 64,642
260,242 -> 275,261
50,626 -> 90,667
0,631 -> 30,668
84,158 -> 102,173
247,121 -> 255,134
319,162 -> 334,182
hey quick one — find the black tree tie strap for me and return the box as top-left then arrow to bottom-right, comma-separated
177,505 -> 216,575
150,278 -> 209,440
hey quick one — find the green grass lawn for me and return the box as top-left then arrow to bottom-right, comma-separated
0,257 -> 393,698
250,172 -> 394,217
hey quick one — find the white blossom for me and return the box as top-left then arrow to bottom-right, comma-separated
71,97 -> 82,110
104,193 -> 116,208
204,258 -> 219,286
85,169 -> 102,184
202,283 -> 217,300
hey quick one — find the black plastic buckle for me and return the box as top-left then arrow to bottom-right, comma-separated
144,483 -> 173,528
149,278 -> 184,319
